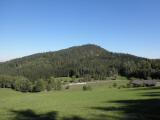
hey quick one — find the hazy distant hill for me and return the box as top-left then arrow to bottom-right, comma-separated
0,44 -> 160,80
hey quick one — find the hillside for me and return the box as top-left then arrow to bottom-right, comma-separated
0,44 -> 160,81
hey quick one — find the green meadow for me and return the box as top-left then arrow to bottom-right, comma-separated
0,80 -> 160,120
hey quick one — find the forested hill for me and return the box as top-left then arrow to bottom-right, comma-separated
0,44 -> 160,80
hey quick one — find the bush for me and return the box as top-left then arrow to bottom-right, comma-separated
46,84 -> 52,91
83,85 -> 92,91
14,76 -> 33,92
118,85 -> 126,89
65,85 -> 70,89
0,75 -> 16,88
113,83 -> 117,88
33,79 -> 46,92
47,77 -> 62,91
54,79 -> 62,90
118,86 -> 121,89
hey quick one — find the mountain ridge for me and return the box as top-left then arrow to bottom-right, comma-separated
0,44 -> 160,80
1,44 -> 151,63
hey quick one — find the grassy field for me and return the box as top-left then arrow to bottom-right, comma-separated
0,80 -> 160,120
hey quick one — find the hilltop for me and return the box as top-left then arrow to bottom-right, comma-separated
0,44 -> 160,81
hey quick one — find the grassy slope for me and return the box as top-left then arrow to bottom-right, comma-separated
0,81 -> 160,120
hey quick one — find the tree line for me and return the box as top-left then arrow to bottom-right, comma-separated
0,44 -> 159,92
0,75 -> 62,92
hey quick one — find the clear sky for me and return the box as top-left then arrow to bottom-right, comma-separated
0,0 -> 160,61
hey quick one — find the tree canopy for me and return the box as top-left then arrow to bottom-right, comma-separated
0,44 -> 160,92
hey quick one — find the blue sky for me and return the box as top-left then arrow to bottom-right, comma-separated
0,0 -> 160,61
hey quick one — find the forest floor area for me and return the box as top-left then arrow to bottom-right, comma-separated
0,80 -> 160,120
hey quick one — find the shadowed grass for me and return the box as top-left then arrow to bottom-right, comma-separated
0,82 -> 160,120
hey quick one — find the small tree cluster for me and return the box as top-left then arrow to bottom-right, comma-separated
0,75 -> 34,92
83,85 -> 92,91
33,79 -> 46,92
0,75 -> 62,92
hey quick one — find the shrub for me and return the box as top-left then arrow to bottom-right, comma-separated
83,85 -> 92,91
33,79 -> 46,92
14,76 -> 33,92
118,85 -> 126,89
47,77 -> 62,91
46,84 -> 52,91
65,85 -> 70,89
118,86 -> 121,89
122,85 -> 126,88
54,79 -> 62,90
113,83 -> 117,88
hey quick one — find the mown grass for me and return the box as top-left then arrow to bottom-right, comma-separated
0,80 -> 160,120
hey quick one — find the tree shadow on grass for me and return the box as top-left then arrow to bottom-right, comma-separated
92,98 -> 160,120
88,114 -> 121,120
91,90 -> 160,120
11,109 -> 58,120
10,109 -> 86,120
140,91 -> 160,97
62,116 -> 86,120
10,88 -> 160,120
128,86 -> 160,91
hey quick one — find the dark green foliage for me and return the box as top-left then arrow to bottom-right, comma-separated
46,84 -> 53,91
53,79 -> 62,90
83,85 -> 92,91
0,75 -> 33,92
0,75 -> 63,92
47,77 -> 62,90
33,79 -> 46,92
65,85 -> 70,89
81,75 -> 92,82
0,44 -> 160,92
118,85 -> 126,89
0,75 -> 14,88
14,76 -> 33,92
113,83 -> 117,88
0,44 -> 160,80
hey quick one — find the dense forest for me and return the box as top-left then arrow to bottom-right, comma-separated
0,44 -> 160,92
